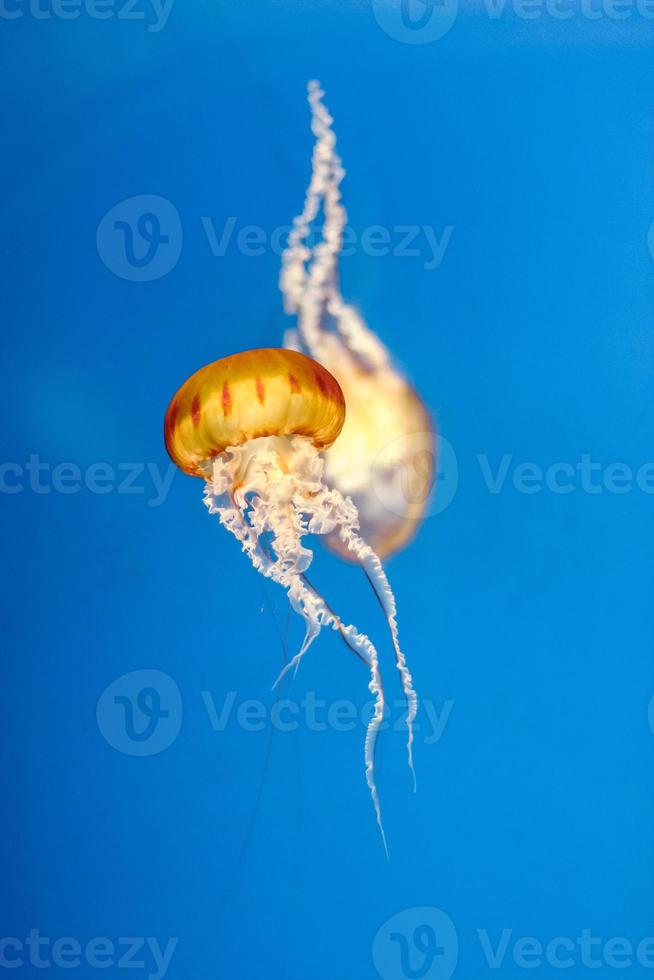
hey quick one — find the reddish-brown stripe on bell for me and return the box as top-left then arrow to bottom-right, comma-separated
255,377 -> 266,404
191,393 -> 202,428
222,381 -> 232,417
288,373 -> 300,394
314,369 -> 329,398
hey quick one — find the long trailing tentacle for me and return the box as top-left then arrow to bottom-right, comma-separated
337,523 -> 418,793
301,572 -> 370,667
279,82 -> 421,791
280,80 -> 390,374
291,451 -> 418,791
203,440 -> 389,853
292,439 -> 417,800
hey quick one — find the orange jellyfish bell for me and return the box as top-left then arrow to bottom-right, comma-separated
164,346 -> 417,854
164,348 -> 345,476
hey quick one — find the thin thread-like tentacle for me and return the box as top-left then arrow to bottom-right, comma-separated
336,523 -> 418,792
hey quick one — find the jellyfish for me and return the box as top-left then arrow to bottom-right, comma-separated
164,347 -> 417,851
281,82 -> 435,560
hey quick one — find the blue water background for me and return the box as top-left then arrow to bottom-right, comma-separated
1,3 -> 653,978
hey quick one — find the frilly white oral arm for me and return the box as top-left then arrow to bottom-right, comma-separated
203,436 -> 389,854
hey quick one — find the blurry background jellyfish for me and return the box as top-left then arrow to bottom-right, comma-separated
164,347 -> 417,850
281,82 -> 435,560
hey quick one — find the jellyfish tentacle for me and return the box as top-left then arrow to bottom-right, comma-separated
203,435 -> 388,850
309,471 -> 418,789
286,452 -> 419,791
281,81 -> 390,374
280,82 -> 343,364
217,486 -> 324,686
300,572 -> 371,667
338,525 -> 418,792
280,87 -> 436,565
232,502 -> 370,671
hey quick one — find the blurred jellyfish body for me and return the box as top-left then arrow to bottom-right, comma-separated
164,348 -> 417,851
281,82 -> 435,560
